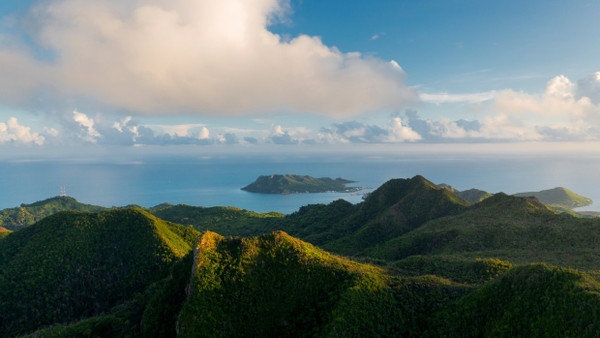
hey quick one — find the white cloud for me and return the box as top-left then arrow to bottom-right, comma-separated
72,110 -> 101,142
319,119 -> 421,144
0,0 -> 416,116
0,117 -> 45,145
112,116 -> 132,132
386,117 -> 422,142
495,75 -> 596,118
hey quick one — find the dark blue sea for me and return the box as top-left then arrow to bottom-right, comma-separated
1,152 -> 599,214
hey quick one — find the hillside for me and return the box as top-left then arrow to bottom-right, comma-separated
514,186 -> 593,209
242,174 -> 362,194
0,196 -> 106,231
176,231 -> 467,336
148,204 -> 284,236
23,232 -> 600,336
433,264 -> 600,336
282,175 -> 471,256
438,183 -> 493,203
368,193 -> 600,270
0,208 -> 199,336
0,226 -> 10,239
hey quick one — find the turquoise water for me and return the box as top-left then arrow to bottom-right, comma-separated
1,154 -> 599,214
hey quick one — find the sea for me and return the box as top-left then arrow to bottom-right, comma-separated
1,152 -> 600,214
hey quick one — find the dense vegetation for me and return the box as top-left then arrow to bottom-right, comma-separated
0,196 -> 105,231
242,174 -> 362,194
438,183 -> 493,203
281,175 -> 471,256
177,231 -> 468,337
367,193 -> 600,270
515,186 -> 593,209
4,174 -> 600,336
148,204 -> 284,236
433,264 -> 600,336
0,209 -> 198,336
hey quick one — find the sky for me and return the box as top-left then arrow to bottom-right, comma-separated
0,0 -> 599,157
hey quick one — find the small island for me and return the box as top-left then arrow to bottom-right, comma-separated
242,174 -> 364,194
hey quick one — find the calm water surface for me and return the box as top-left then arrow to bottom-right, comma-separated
0,154 -> 599,214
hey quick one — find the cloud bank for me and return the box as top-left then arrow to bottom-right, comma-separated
0,0 -> 415,116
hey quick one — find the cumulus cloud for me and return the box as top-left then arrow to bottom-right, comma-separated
0,118 -> 45,145
72,110 -> 101,142
406,110 -> 540,142
269,125 -> 298,144
493,73 -> 600,139
495,75 -> 596,118
319,118 -> 421,143
0,0 -> 416,116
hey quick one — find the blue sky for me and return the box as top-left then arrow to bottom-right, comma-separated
0,0 -> 599,155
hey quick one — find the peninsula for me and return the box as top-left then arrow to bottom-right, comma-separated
241,174 -> 363,194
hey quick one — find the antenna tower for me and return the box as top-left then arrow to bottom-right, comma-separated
60,185 -> 66,197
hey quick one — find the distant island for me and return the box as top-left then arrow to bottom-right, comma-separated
242,174 -> 364,194
438,183 -> 592,211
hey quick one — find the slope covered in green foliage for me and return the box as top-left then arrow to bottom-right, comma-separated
177,231 -> 468,337
438,183 -> 493,203
242,174 -> 361,194
391,256 -> 513,285
0,196 -> 106,231
433,264 -> 600,336
148,204 -> 284,236
282,175 -> 471,256
514,186 -> 593,209
0,226 -> 10,238
369,193 -> 600,270
0,208 -> 199,336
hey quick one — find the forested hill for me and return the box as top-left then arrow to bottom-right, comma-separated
0,196 -> 106,231
0,208 -> 198,336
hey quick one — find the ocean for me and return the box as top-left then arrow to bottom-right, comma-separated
1,153 -> 599,214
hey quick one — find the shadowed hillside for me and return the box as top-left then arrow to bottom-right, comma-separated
0,209 -> 199,336
433,264 -> 600,336
283,175 -> 471,256
368,193 -> 600,269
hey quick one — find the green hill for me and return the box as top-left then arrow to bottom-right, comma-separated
438,184 -> 493,204
0,196 -> 106,231
391,256 -> 513,285
368,193 -> 600,270
0,208 -> 199,336
433,264 -> 600,336
514,186 -> 593,209
176,231 -> 467,336
148,204 -> 284,236
242,174 -> 362,194
283,175 -> 471,256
